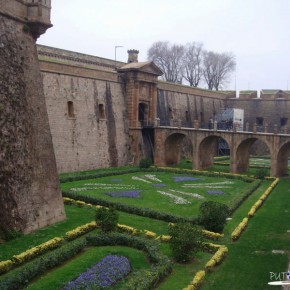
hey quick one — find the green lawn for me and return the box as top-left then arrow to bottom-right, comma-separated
202,178 -> 290,290
1,166 -> 288,290
61,171 -> 252,218
27,246 -> 151,290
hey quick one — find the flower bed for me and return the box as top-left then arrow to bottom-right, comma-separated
231,217 -> 248,241
173,176 -> 202,182
207,190 -> 224,194
63,255 -> 131,289
105,190 -> 142,198
157,190 -> 191,204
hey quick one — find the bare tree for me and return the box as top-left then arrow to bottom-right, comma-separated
203,51 -> 236,90
147,41 -> 184,83
182,42 -> 204,87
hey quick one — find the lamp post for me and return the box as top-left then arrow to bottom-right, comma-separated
115,46 -> 123,68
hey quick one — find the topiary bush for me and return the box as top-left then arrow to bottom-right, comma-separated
254,168 -> 268,180
168,222 -> 203,263
95,207 -> 118,233
198,201 -> 229,233
139,158 -> 152,169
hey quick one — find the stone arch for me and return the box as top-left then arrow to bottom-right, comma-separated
198,135 -> 230,169
235,137 -> 271,173
276,141 -> 290,176
164,133 -> 192,165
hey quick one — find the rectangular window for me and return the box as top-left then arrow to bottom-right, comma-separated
280,117 -> 288,126
256,117 -> 263,126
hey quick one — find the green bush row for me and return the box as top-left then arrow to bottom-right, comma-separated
59,168 -> 142,183
60,166 -> 255,184
63,191 -> 197,225
0,238 -> 87,290
87,233 -> 173,290
227,179 -> 262,214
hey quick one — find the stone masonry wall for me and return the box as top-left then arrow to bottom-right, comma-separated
0,13 -> 65,233
41,67 -> 131,173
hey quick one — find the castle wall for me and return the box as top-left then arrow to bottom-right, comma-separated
39,57 -> 132,173
227,98 -> 290,131
37,45 -> 290,172
157,82 -> 228,128
0,3 -> 65,234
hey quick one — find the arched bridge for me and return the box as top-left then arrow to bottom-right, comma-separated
154,125 -> 290,177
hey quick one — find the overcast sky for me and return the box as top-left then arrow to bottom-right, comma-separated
38,0 -> 290,92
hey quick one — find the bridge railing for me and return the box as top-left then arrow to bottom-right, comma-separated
155,118 -> 290,135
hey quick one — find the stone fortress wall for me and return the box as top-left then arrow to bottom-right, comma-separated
37,44 -> 290,173
0,0 -> 65,234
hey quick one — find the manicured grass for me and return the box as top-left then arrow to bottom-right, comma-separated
61,171 -> 252,218
157,246 -> 213,290
0,206 -> 95,261
1,165 -> 287,290
27,246 -> 151,290
202,178 -> 290,290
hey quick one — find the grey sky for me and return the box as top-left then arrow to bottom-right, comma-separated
38,0 -> 290,91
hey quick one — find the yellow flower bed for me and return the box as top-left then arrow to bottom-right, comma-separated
248,178 -> 279,218
231,217 -> 248,241
144,230 -> 157,239
0,259 -> 13,274
156,235 -> 171,242
205,246 -> 228,271
183,270 -> 206,290
12,237 -> 64,265
117,224 -> 141,235
65,221 -> 97,241
202,242 -> 222,253
202,229 -> 224,240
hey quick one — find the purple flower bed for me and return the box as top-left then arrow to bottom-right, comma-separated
173,176 -> 202,182
63,255 -> 131,289
207,190 -> 225,194
111,178 -> 123,183
105,190 -> 142,198
152,184 -> 166,187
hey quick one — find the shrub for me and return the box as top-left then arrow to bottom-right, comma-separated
198,201 -> 229,233
139,158 -> 152,168
168,223 -> 203,263
254,168 -> 268,180
1,228 -> 22,241
95,207 -> 118,233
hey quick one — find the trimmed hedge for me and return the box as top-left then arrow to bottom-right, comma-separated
228,179 -> 262,214
60,168 -> 142,183
63,191 -> 197,225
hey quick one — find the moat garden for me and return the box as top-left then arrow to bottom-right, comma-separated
0,158 -> 289,289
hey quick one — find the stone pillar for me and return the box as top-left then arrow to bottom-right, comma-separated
253,123 -> 257,133
264,122 -> 268,133
213,121 -> 218,131
194,120 -> 200,129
